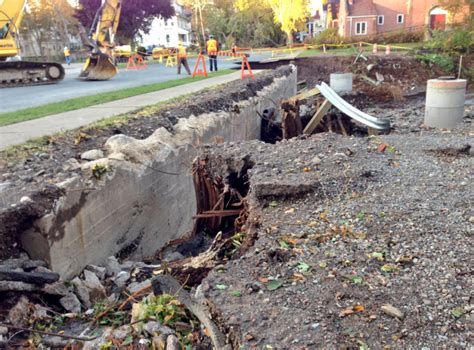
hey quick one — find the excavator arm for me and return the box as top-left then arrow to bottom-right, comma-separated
78,0 -> 123,81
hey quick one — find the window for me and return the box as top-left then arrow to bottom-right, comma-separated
355,21 -> 367,35
397,14 -> 404,24
377,15 -> 384,25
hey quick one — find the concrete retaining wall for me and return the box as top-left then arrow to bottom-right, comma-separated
21,68 -> 297,279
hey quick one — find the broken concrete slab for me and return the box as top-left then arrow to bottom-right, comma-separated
18,67 -> 297,279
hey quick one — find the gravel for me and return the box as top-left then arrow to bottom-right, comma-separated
199,108 -> 473,348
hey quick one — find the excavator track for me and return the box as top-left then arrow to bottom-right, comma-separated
0,61 -> 65,88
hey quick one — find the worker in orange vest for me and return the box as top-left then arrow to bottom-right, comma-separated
177,41 -> 191,75
206,35 -> 219,72
64,46 -> 71,65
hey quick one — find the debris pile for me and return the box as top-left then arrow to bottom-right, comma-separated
0,254 -> 229,348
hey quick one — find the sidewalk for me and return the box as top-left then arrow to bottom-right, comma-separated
0,71 -> 243,150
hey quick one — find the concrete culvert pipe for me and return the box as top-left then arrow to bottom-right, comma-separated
424,78 -> 467,129
330,73 -> 353,93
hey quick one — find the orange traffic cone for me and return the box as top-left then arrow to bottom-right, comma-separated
192,53 -> 208,78
241,56 -> 254,80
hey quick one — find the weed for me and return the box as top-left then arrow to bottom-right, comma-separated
92,163 -> 108,180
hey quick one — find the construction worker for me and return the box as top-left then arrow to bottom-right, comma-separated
64,46 -> 71,65
177,41 -> 191,75
206,35 -> 218,72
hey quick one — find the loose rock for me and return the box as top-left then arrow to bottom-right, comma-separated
381,304 -> 405,320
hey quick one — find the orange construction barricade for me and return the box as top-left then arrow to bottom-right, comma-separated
126,54 -> 148,70
192,53 -> 208,78
241,56 -> 254,80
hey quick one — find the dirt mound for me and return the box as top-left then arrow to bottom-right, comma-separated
295,55 -> 446,100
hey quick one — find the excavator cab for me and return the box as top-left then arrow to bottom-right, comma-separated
78,0 -> 122,81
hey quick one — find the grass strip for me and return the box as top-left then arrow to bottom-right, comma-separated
0,69 -> 234,127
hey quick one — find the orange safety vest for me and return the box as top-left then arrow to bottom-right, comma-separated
64,48 -> 70,57
178,46 -> 187,58
207,39 -> 217,54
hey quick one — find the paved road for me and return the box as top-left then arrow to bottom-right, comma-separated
0,53 -> 271,113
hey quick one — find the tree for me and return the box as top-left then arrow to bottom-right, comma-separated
237,0 -> 309,44
75,0 -> 175,44
439,0 -> 473,28
179,0 -> 213,49
21,0 -> 79,59
264,0 -> 309,44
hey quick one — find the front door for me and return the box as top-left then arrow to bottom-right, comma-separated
430,14 -> 446,30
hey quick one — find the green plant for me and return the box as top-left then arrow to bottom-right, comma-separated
92,163 -> 108,180
135,294 -> 198,343
427,27 -> 474,53
307,28 -> 343,45
416,53 -> 455,72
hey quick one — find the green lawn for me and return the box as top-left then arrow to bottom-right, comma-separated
298,42 -> 425,58
0,69 -> 234,127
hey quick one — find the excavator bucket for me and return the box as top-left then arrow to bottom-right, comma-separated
78,53 -> 117,81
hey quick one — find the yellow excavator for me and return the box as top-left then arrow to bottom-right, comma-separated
78,0 -> 123,80
0,0 -> 122,87
0,0 -> 65,87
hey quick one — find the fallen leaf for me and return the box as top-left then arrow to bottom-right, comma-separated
292,273 -> 306,282
297,262 -> 311,273
303,167 -> 311,172
284,208 -> 295,214
269,201 -> 278,207
319,261 -> 327,269
340,304 -> 365,317
279,241 -> 290,249
308,221 -> 318,227
281,235 -> 298,245
381,264 -> 398,273
230,290 -> 242,297
123,335 -> 133,346
351,276 -> 363,284
451,307 -> 464,318
204,328 -> 211,337
340,308 -> 354,317
369,252 -> 384,261
378,144 -> 388,153
258,277 -> 269,284
215,284 -> 228,290
267,280 -> 283,291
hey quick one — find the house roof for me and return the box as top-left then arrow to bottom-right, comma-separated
348,0 -> 378,17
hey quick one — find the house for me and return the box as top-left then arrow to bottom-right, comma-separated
299,0 -> 328,41
140,0 -> 192,48
327,0 -> 469,39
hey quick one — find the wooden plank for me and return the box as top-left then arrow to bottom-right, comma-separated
303,99 -> 333,134
290,87 -> 320,102
0,269 -> 60,284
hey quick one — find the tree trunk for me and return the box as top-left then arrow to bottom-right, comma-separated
197,0 -> 206,52
286,31 -> 293,46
